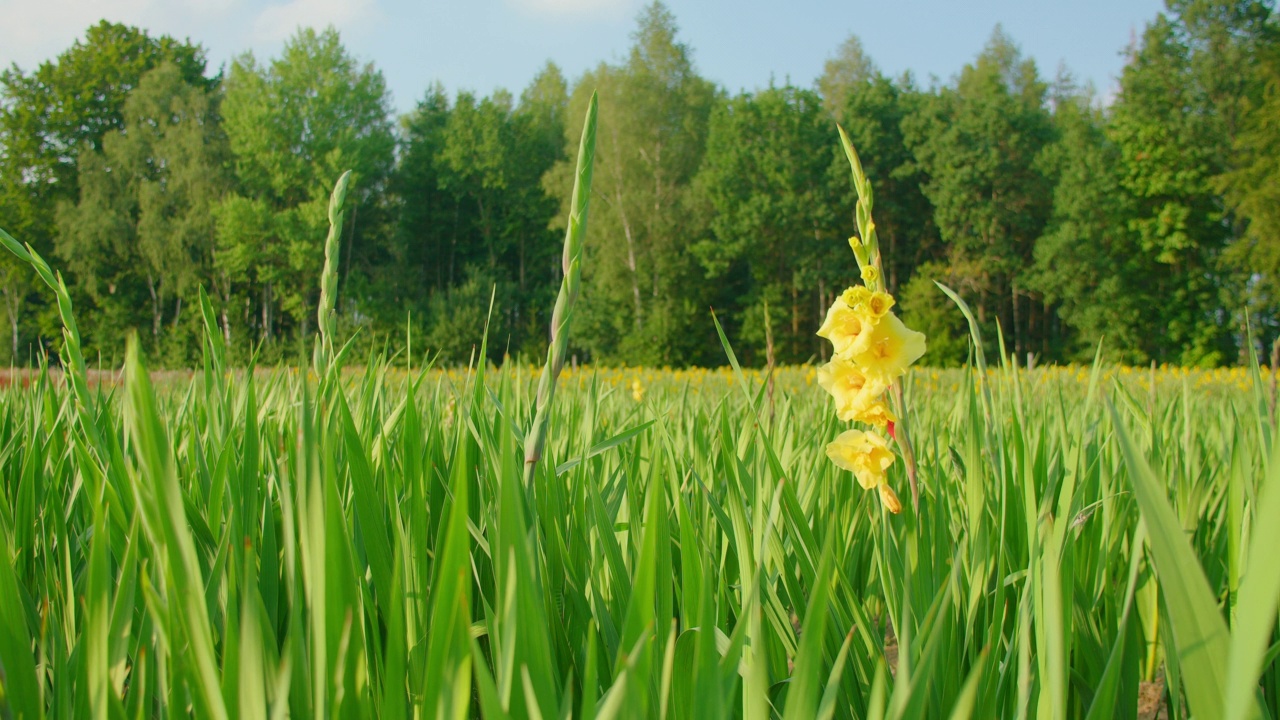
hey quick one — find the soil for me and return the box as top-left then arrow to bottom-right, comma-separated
1138,676 -> 1168,720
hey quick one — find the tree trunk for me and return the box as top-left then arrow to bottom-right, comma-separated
611,126 -> 643,331
1043,297 -> 1049,359
650,142 -> 664,304
478,196 -> 495,269
616,187 -> 643,331
1011,279 -> 1020,362
1027,292 -> 1035,362
450,199 -> 460,288
147,275 -> 163,338
343,201 -> 357,305
518,233 -> 526,292
10,310 -> 16,361
262,282 -> 273,342
791,284 -> 799,359
220,276 -> 232,345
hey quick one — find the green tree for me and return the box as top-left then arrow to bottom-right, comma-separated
1171,0 -> 1273,139
1196,0 -> 1280,352
902,27 -> 1054,362
825,69 -> 938,300
898,260 -> 976,367
1222,41 -> 1280,348
1109,15 -> 1237,364
389,66 -> 566,363
435,88 -> 564,359
0,21 -> 208,361
54,62 -> 228,360
1029,89 -> 1150,362
516,62 -> 570,296
390,84 -> 454,297
815,36 -> 943,362
692,83 -> 838,364
218,26 -> 394,345
818,35 -> 878,124
553,2 -> 718,365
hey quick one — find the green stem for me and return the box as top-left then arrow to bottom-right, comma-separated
523,92 -> 598,486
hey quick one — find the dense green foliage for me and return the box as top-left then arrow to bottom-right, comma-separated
3,2 -> 1280,368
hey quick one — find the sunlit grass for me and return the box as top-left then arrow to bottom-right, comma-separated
1,343 -> 1278,718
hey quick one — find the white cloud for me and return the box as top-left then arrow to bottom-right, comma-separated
251,0 -> 378,43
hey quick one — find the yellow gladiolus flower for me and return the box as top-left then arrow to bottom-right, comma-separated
877,484 -> 902,514
825,429 -> 896,490
850,398 -> 897,427
841,285 -> 871,309
817,358 -> 892,424
840,285 -> 896,318
817,296 -> 871,357
865,291 -> 894,319
860,265 -> 880,285
850,312 -> 926,383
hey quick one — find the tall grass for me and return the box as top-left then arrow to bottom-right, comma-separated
2,103 -> 1280,719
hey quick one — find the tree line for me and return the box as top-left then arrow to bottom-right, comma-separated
2,1 -> 1278,368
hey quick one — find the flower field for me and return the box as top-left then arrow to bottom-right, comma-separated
2,84 -> 1279,720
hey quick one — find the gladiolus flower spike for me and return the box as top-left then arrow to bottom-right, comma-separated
819,127 -> 927,514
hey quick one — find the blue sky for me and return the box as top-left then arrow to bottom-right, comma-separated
0,0 -> 1167,116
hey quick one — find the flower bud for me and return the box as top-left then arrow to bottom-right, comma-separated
878,484 -> 902,514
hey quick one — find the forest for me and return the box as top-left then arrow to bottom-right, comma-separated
2,0 -> 1278,368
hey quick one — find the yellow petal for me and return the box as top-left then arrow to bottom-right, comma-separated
826,429 -> 896,490
850,312 -> 926,383
866,291 -> 895,318
849,397 -> 897,427
817,298 -> 870,357
817,358 -> 890,422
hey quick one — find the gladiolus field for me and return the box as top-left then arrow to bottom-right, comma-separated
2,95 -> 1280,720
